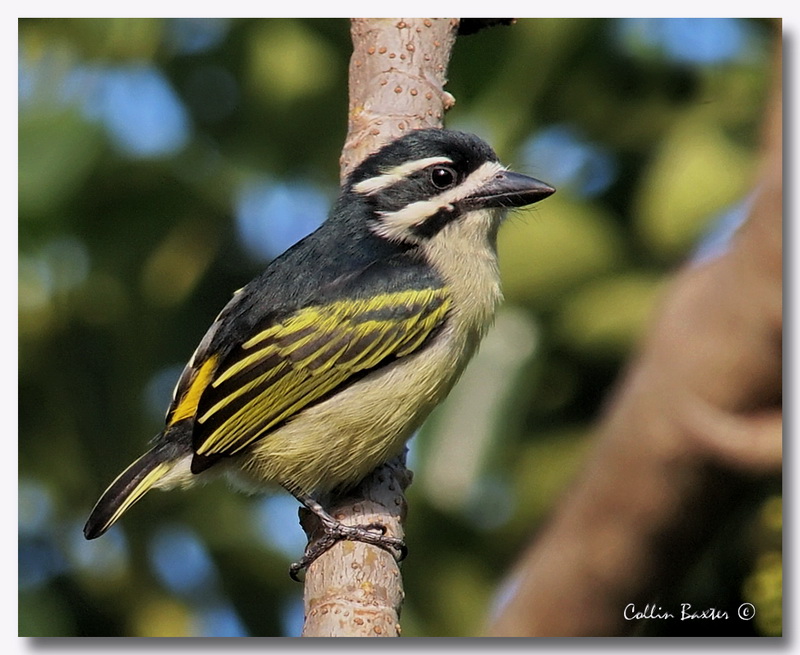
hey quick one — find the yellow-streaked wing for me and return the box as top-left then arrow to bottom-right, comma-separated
167,355 -> 219,425
192,286 -> 451,459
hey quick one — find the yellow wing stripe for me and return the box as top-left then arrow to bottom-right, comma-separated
214,329 -> 319,387
169,355 -> 219,424
199,364 -> 286,425
291,340 -> 349,372
214,289 -> 445,391
396,320 -> 439,357
243,312 -> 315,349
242,290 -> 442,349
193,286 -> 451,457
198,368 -> 323,454
212,345 -> 285,387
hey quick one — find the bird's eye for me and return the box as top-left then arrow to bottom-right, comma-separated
430,166 -> 456,190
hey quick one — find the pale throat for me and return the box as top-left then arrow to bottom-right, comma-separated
422,207 -> 504,337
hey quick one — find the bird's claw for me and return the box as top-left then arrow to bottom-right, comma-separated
289,521 -> 406,582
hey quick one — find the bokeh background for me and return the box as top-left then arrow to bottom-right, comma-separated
18,17 -> 781,637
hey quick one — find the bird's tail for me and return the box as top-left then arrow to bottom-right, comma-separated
83,445 -> 177,540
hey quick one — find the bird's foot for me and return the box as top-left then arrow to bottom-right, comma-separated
288,494 -> 407,581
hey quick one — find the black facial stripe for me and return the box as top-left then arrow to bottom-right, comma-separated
371,168 -> 459,213
410,206 -> 460,240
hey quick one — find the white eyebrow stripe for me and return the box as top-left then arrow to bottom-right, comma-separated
353,156 -> 454,195
372,160 -> 506,242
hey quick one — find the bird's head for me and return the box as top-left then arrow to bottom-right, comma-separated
343,129 -> 555,246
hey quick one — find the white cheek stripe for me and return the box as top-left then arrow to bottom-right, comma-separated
353,156 -> 454,195
372,160 -> 506,242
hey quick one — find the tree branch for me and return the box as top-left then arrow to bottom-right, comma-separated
340,18 -> 459,182
300,454 -> 412,637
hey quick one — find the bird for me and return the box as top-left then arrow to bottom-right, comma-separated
83,128 -> 555,576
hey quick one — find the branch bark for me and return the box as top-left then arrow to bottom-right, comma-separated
300,18 -> 459,637
300,455 -> 412,637
485,35 -> 782,637
339,18 -> 459,182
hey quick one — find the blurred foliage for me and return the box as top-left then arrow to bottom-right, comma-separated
18,18 -> 780,637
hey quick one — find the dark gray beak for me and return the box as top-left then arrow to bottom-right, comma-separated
466,170 -> 555,209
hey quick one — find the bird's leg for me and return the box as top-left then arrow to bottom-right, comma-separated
288,491 -> 407,581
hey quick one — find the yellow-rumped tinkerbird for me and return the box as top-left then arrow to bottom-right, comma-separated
84,129 -> 555,576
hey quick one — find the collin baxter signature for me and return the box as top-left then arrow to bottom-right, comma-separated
624,603 -> 756,621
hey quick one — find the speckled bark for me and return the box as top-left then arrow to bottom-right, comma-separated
301,456 -> 412,637
340,18 -> 459,183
